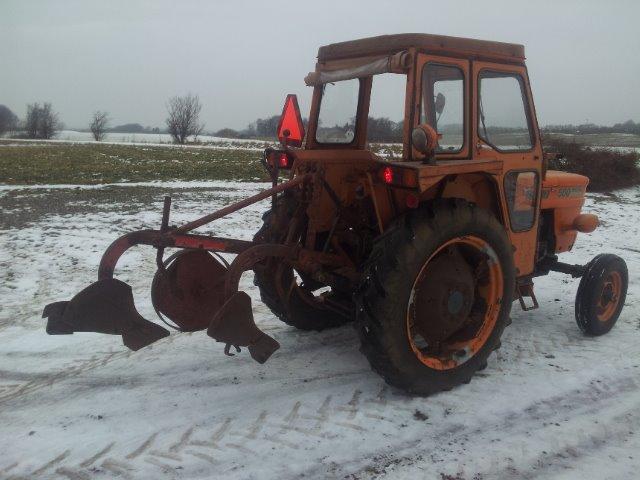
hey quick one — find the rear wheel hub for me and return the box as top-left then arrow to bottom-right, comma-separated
597,271 -> 622,322
407,236 -> 504,370
412,247 -> 475,343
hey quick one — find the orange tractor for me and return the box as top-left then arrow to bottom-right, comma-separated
44,34 -> 628,395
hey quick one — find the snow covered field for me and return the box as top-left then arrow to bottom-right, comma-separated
2,131 -> 271,152
0,181 -> 639,479
50,130 -> 254,145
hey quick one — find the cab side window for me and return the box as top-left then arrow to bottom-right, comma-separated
478,72 -> 533,151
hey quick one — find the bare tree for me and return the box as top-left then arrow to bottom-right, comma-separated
25,103 -> 41,138
39,103 -> 60,139
0,105 -> 19,137
25,102 -> 61,139
165,94 -> 204,144
90,111 -> 109,141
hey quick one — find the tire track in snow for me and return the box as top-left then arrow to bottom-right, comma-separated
0,335 -> 186,406
78,441 -> 115,467
0,310 -> 308,408
299,373 -> 640,478
55,467 -> 92,480
18,374 -> 633,479
3,362 -> 638,478
482,406 -> 640,479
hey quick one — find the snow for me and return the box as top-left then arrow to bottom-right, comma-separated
49,130 -> 266,146
0,181 -> 639,479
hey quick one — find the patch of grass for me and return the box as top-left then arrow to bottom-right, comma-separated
3,137 -> 637,191
0,142 -> 271,184
544,138 -> 640,192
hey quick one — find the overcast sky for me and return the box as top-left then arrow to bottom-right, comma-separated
2,0 -> 639,131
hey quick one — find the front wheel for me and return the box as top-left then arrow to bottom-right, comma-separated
575,254 -> 628,336
355,199 -> 515,395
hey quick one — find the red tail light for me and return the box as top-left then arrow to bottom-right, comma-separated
378,165 -> 418,189
266,149 -> 294,170
382,166 -> 394,184
277,152 -> 289,168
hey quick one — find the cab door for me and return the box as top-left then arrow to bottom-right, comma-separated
413,53 -> 470,160
472,61 -> 543,277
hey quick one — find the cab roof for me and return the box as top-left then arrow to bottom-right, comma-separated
317,33 -> 525,63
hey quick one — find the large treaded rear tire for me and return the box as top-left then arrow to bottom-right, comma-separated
354,199 -> 515,395
253,194 -> 352,331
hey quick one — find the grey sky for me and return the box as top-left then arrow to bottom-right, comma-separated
2,0 -> 639,131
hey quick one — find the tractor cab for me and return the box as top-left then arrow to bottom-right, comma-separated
289,34 -> 544,280
291,34 -> 599,288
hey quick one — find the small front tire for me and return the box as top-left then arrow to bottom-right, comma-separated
575,254 -> 628,336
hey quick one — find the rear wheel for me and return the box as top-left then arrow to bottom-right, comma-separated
575,254 -> 627,336
355,199 -> 515,395
253,194 -> 353,331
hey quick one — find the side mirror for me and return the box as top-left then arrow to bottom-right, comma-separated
411,124 -> 439,157
435,93 -> 446,115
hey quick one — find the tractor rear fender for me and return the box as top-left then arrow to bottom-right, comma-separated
434,172 -> 541,277
432,173 -> 506,225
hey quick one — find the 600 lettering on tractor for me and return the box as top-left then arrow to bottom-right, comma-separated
44,34 -> 628,395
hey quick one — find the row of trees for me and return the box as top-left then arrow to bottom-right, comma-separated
0,103 -> 61,139
0,100 -> 413,143
3,97 -> 639,144
212,115 -> 287,139
212,115 -> 321,140
87,94 -> 206,143
541,120 -> 640,135
25,103 -> 61,139
88,94 -> 206,144
0,105 -> 19,136
0,94 -> 205,144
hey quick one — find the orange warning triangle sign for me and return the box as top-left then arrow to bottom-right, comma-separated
277,94 -> 305,147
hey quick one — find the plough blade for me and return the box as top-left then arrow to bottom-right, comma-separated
208,291 -> 280,364
42,278 -> 169,351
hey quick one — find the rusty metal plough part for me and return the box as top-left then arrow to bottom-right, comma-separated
42,172 -> 348,364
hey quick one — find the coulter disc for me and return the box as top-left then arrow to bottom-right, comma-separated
151,250 -> 228,331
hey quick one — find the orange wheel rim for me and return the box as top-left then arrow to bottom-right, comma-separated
596,271 -> 622,322
406,236 -> 504,371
